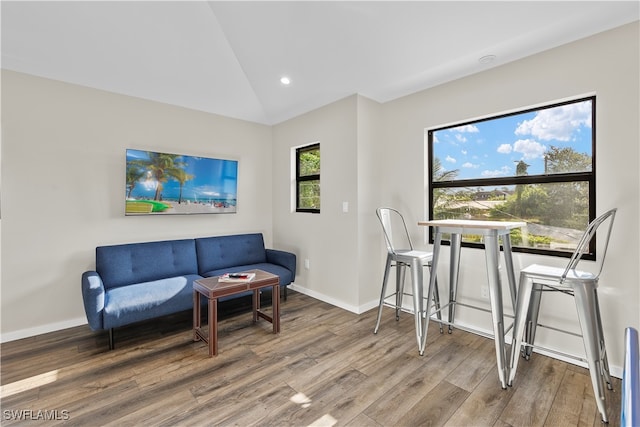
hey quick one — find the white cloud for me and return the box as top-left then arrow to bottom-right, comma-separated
515,101 -> 591,141
513,139 -> 546,160
462,162 -> 478,168
481,165 -> 511,177
452,124 -> 480,133
497,143 -> 512,154
445,155 -> 456,163
461,149 -> 467,155
455,134 -> 467,143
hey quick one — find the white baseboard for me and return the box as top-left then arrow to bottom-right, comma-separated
0,317 -> 88,343
288,283 -> 378,314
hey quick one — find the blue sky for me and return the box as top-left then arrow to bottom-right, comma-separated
126,149 -> 238,200
431,99 -> 593,180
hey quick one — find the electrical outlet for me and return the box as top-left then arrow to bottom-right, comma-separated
304,259 -> 310,270
481,286 -> 489,299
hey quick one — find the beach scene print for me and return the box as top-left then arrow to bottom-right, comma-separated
125,149 -> 238,215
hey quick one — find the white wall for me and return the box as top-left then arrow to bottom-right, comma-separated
379,22 -> 639,372
356,96 -> 385,308
1,70 -> 274,340
271,94 -> 385,313
272,95 -> 361,311
271,94 -> 385,312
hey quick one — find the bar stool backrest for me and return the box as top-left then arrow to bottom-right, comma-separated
376,207 -> 414,256
561,208 -> 617,284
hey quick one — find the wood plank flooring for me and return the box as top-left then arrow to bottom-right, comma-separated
1,291 -> 621,426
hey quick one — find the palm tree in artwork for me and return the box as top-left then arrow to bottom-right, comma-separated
169,167 -> 195,204
128,152 -> 186,201
125,164 -> 146,199
145,153 -> 185,201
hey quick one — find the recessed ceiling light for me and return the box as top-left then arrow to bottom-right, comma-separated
479,55 -> 497,65
280,76 -> 291,85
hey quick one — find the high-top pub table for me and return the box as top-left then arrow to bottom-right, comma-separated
193,269 -> 280,357
418,219 -> 525,388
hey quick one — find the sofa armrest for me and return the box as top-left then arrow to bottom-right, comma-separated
81,271 -> 105,331
266,249 -> 297,279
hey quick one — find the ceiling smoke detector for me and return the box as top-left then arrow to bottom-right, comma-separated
479,55 -> 497,65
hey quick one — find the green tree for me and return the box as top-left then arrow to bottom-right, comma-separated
544,146 -> 591,228
490,185 -> 550,223
125,164 -> 146,199
432,157 -> 460,219
545,146 -> 591,174
299,148 -> 320,209
494,146 -> 590,228
299,150 -> 320,176
514,160 -> 529,218
432,157 -> 459,182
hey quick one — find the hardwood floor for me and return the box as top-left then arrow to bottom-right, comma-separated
1,291 -> 621,426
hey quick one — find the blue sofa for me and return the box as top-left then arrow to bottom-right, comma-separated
81,233 -> 296,349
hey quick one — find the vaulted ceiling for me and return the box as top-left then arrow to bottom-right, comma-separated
2,1 -> 638,125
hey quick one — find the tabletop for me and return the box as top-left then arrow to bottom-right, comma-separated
418,219 -> 526,230
193,269 -> 278,298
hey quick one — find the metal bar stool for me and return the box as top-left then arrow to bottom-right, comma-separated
508,208 -> 617,423
373,207 -> 442,354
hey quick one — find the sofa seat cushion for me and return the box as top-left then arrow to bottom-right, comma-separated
202,263 -> 294,287
103,274 -> 201,329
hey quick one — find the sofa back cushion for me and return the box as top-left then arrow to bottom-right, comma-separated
97,239 -> 198,289
196,233 -> 267,274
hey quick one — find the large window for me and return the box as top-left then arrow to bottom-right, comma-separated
428,96 -> 595,258
296,143 -> 320,213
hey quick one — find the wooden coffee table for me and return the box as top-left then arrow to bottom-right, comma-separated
193,269 -> 280,357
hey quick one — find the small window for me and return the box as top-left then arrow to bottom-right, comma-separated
428,96 -> 595,258
296,143 -> 320,213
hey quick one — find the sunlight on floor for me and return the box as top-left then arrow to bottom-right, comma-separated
290,392 -> 312,408
1,370 -> 59,397
290,392 -> 337,426
308,413 -> 337,426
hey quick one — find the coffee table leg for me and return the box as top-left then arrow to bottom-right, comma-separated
253,290 -> 259,324
273,284 -> 280,333
193,290 -> 201,341
209,297 -> 217,357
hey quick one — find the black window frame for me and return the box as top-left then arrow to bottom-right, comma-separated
427,96 -> 596,259
296,143 -> 320,214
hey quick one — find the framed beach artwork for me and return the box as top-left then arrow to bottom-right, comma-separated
125,149 -> 238,215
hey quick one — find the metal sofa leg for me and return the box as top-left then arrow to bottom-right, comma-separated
109,328 -> 114,350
